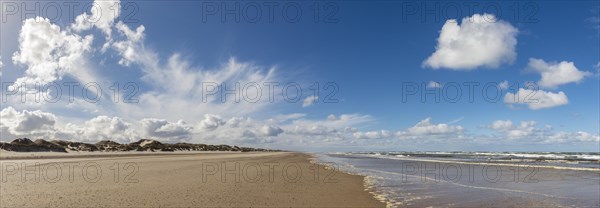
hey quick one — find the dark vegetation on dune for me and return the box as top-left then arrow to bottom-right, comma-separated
0,138 -> 276,153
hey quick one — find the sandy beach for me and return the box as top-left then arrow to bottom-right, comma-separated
0,152 -> 384,207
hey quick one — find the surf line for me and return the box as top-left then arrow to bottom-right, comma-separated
368,155 -> 600,172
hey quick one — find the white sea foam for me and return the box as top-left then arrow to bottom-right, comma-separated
339,151 -> 600,172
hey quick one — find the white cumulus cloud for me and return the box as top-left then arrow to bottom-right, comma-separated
400,117 -> 464,136
112,22 -> 145,66
260,125 -> 284,137
141,119 -> 193,141
71,0 -> 121,40
527,58 -> 591,89
197,114 -> 225,131
285,114 -> 371,138
491,120 -> 513,131
423,13 -> 518,70
302,95 -> 318,107
488,120 -> 599,143
353,130 -> 391,139
489,120 -> 537,139
504,88 -> 568,110
11,17 -> 94,86
0,106 -> 57,137
190,116 -> 286,143
62,116 -> 135,143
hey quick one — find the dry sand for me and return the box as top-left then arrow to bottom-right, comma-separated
0,152 -> 384,207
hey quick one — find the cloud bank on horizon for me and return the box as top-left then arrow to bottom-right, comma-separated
0,1 -> 598,151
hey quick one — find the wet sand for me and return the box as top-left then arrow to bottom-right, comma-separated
0,152 -> 384,207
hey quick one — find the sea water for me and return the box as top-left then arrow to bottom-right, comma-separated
315,152 -> 600,207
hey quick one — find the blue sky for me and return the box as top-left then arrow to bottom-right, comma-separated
1,0 -> 599,152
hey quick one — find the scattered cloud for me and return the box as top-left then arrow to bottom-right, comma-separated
527,58 -> 591,89
302,95 -> 318,107
197,114 -> 225,131
63,116 -> 135,143
327,114 -> 337,121
71,0 -> 120,41
260,125 -> 284,137
112,22 -> 145,66
2,105 -> 597,149
141,119 -> 193,141
285,114 -> 372,138
491,120 -> 514,131
590,16 -> 600,31
1,0 -> 297,144
423,13 -> 518,70
272,113 -> 306,123
7,2 -> 284,121
573,131 -> 600,142
586,8 -> 600,36
489,120 -> 538,139
116,56 -> 280,121
11,17 -> 94,86
191,116 -> 286,144
427,81 -> 442,88
353,130 -> 391,139
595,61 -> 600,77
504,88 -> 569,110
399,117 -> 464,136
0,106 -> 57,137
0,55 -> 3,76
2,1 -> 597,151
489,120 -> 599,143
498,80 -> 509,90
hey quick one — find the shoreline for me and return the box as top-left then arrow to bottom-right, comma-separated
307,153 -> 393,207
0,151 -> 385,207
